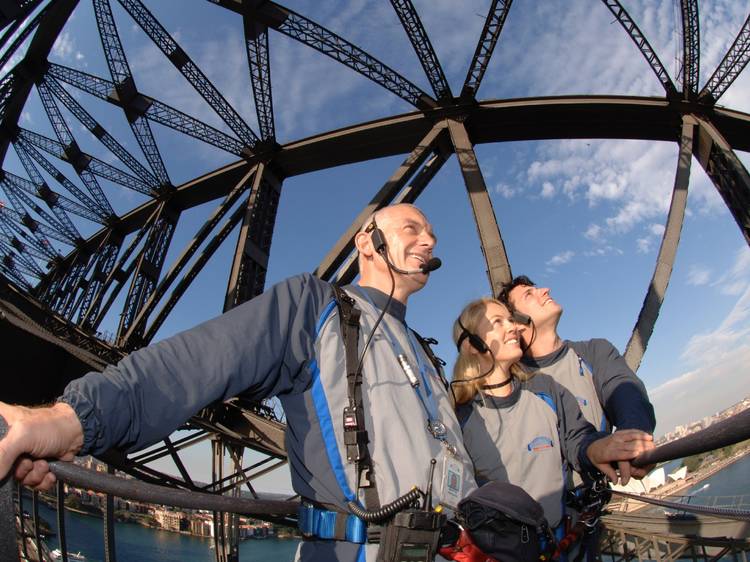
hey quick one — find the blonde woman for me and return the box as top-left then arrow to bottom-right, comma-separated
452,297 -> 654,539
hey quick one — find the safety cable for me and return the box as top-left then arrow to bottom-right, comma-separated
46,460 -> 299,517
610,489 -> 750,521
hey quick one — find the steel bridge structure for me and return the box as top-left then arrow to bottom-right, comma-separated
0,0 -> 749,560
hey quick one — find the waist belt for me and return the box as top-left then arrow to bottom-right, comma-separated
298,504 -> 368,544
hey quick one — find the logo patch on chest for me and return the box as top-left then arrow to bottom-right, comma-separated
527,436 -> 554,452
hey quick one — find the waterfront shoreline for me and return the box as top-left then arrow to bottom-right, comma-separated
612,447 -> 750,513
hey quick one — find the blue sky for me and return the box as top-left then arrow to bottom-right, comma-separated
2,0 -> 749,491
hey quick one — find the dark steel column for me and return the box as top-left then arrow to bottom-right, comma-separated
693,116 -> 750,246
446,117 -> 511,294
224,164 -> 282,311
624,117 -> 693,371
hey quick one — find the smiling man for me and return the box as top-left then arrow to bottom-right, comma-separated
498,275 -> 656,483
0,203 -> 477,562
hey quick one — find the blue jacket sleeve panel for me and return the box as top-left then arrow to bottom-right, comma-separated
60,273 -> 331,456
571,339 -> 656,434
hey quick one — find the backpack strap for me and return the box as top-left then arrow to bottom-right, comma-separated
330,285 -> 380,510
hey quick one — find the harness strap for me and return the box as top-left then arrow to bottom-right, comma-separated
298,504 -> 368,543
331,285 -> 380,510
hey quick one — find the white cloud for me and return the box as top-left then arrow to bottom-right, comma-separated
495,182 -> 516,199
686,265 -> 711,286
710,246 -> 750,296
649,283 -> 750,435
680,285 -> 750,365
584,223 -> 603,242
51,31 -> 76,61
540,182 -> 555,198
636,237 -> 652,254
547,250 -> 575,267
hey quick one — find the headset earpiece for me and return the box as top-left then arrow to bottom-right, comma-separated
366,220 -> 387,253
512,311 -> 532,326
456,318 -> 490,354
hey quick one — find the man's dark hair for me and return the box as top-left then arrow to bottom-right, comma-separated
497,275 -> 536,308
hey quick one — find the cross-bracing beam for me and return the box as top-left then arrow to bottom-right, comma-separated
693,116 -> 750,246
93,0 -> 172,187
18,127 -> 151,195
46,63 -> 249,157
116,0 -> 260,149
699,13 -> 750,103
42,74 -> 159,189
600,0 -> 678,97
209,0 -> 436,110
390,0 -> 451,100
679,0 -> 700,98
244,20 -> 275,142
462,0 -> 512,99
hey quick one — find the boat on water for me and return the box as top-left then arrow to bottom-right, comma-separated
50,549 -> 86,561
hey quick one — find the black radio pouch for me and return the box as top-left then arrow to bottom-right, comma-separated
376,509 -> 447,562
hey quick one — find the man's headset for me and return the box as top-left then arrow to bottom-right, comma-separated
354,216 -> 442,383
365,219 -> 442,275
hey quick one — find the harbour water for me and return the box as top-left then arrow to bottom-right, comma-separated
37,454 -> 749,561
38,502 -> 299,562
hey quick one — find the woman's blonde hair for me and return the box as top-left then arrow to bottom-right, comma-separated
451,297 -> 528,405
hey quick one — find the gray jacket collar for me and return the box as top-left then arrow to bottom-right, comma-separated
520,340 -> 572,369
347,284 -> 407,324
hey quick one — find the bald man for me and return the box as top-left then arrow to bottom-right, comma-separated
0,204 -> 478,562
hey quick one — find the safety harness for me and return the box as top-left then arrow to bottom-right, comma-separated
298,285 -> 448,545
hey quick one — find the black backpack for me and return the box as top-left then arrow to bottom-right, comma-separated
458,481 -> 555,562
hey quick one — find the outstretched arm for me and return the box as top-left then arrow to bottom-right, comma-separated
0,402 -> 82,490
575,339 -> 656,433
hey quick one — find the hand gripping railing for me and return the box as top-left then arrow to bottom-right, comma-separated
0,415 -> 298,562
615,408 -> 750,520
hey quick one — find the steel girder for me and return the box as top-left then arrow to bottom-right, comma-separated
93,0 -> 172,187
462,0 -> 512,99
679,0 -> 700,98
693,116 -> 750,245
14,137 -> 112,220
0,2 -> 47,72
0,0 -> 79,164
76,232 -> 122,326
0,173 -> 81,242
209,0 -> 436,110
41,74 -> 159,189
18,127 -> 151,195
47,63 -> 249,156
600,0 -> 678,97
447,117 -> 511,294
117,0 -> 260,149
122,164 -> 257,349
244,20 -> 275,142
700,13 -> 750,103
624,116 -> 694,372
116,200 -> 180,344
224,163 -> 281,311
390,0 -> 451,101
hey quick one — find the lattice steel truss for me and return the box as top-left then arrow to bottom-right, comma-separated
0,1 -> 749,560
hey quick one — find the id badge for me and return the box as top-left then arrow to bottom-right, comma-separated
440,455 -> 465,510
